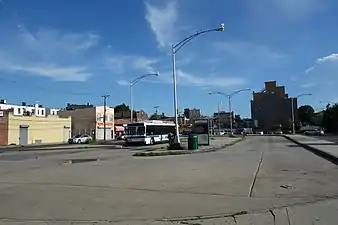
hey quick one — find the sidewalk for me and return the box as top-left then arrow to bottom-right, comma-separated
133,136 -> 244,157
0,144 -> 124,153
283,134 -> 338,164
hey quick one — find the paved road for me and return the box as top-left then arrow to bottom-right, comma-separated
0,136 -> 337,224
312,134 -> 338,144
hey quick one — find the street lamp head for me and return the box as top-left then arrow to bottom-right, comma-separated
218,23 -> 225,31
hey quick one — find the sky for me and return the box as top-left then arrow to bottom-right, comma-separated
0,0 -> 338,117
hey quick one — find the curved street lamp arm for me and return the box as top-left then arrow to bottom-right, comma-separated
208,91 -> 228,97
173,28 -> 222,54
229,88 -> 251,98
131,73 -> 159,86
295,93 -> 312,99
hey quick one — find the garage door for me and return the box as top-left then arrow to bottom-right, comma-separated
97,127 -> 112,140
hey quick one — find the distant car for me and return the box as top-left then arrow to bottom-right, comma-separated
256,130 -> 264,135
116,135 -> 125,140
304,129 -> 324,136
68,134 -> 92,144
274,130 -> 283,134
219,131 -> 226,135
233,128 -> 244,135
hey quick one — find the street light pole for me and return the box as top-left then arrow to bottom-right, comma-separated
217,101 -> 222,132
130,72 -> 159,123
209,88 -> 250,134
130,83 -> 134,123
172,23 -> 225,144
291,93 -> 312,134
102,94 -> 110,142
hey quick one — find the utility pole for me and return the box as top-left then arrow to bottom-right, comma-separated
102,94 -> 110,142
153,106 -> 159,119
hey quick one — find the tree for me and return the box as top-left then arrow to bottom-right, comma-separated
149,113 -> 166,120
149,113 -> 159,120
234,114 -> 243,128
322,104 -> 338,133
114,104 -> 130,113
297,105 -> 315,125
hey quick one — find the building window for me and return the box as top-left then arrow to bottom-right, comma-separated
41,110 -> 44,115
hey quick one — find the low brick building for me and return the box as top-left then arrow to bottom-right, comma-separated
0,110 -> 71,145
58,106 -> 115,140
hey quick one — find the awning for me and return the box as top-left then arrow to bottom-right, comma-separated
115,126 -> 125,132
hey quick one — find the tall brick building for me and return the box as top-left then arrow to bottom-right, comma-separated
251,81 -> 297,131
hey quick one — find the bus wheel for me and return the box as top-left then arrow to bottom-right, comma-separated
150,138 -> 155,145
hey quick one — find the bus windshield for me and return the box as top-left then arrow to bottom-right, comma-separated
126,126 -> 145,135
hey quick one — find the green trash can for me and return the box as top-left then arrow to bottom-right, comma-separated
188,134 -> 198,150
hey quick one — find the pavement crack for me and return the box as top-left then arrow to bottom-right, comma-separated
285,208 -> 292,225
231,215 -> 237,223
157,195 -> 338,223
0,181 -> 321,200
269,209 -> 276,225
248,150 -> 264,197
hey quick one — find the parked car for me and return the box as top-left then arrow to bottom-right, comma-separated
255,130 -> 264,135
233,128 -> 245,135
116,135 -> 125,140
274,130 -> 283,134
68,134 -> 92,144
304,129 -> 324,136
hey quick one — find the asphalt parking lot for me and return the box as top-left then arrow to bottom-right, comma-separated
1,136 -> 338,224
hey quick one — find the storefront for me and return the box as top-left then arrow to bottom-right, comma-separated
96,121 -> 114,140
115,125 -> 125,137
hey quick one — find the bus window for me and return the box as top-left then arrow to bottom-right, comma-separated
137,126 -> 145,135
146,125 -> 155,135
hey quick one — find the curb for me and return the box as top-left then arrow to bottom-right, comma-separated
133,137 -> 245,157
8,145 -> 124,152
281,135 -> 338,165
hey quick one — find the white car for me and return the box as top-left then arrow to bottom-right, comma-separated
256,130 -> 264,135
68,134 -> 92,144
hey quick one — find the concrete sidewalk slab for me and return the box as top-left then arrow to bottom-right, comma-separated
283,134 -> 338,164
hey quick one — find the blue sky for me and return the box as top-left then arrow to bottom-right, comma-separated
0,0 -> 338,117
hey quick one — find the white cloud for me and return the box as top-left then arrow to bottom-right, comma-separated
300,53 -> 338,93
104,55 -> 158,74
247,0 -> 326,21
18,27 -> 99,54
214,40 -> 285,63
317,53 -> 338,62
300,82 -> 316,88
176,70 -> 246,88
0,27 -> 99,81
8,64 -> 92,82
116,80 -> 130,86
305,53 -> 338,74
145,1 -> 177,48
305,66 -> 314,74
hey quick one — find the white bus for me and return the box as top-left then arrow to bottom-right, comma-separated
125,120 -> 176,145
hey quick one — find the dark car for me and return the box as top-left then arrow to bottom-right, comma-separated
233,128 -> 245,135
